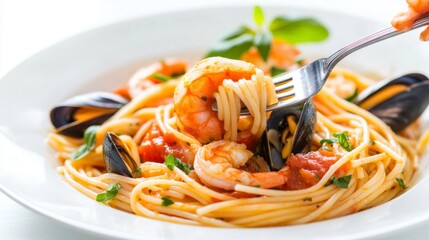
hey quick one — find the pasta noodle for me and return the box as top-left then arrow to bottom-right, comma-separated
48,61 -> 424,227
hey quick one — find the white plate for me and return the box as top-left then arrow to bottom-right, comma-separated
1,4 -> 429,240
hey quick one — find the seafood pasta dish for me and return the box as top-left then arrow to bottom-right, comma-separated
47,7 -> 429,227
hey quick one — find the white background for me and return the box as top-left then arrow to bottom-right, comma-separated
0,0 -> 428,239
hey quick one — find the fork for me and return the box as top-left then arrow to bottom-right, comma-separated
223,14 -> 429,115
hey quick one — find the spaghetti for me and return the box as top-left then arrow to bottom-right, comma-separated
47,58 -> 428,227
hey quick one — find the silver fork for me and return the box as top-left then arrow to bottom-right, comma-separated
231,14 -> 429,115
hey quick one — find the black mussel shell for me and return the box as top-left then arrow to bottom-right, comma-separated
50,92 -> 128,138
262,100 -> 316,170
355,73 -> 429,133
103,132 -> 138,178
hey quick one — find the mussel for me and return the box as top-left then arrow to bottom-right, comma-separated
50,92 -> 128,138
261,100 -> 316,170
355,73 -> 429,133
103,132 -> 139,178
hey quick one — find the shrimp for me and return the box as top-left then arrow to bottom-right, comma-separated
392,0 -> 429,40
174,57 -> 257,145
127,58 -> 187,98
193,140 -> 287,190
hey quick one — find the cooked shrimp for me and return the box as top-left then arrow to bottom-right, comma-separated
392,0 -> 429,40
128,58 -> 187,97
193,140 -> 287,190
174,57 -> 257,145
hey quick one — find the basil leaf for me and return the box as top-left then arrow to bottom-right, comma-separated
320,138 -> 339,145
253,6 -> 265,27
70,125 -> 100,160
205,34 -> 254,60
151,73 -> 171,82
333,131 -> 353,152
161,196 -> 175,207
345,89 -> 358,102
254,30 -> 272,62
331,175 -> 352,189
395,177 -> 408,190
271,66 -> 287,77
164,153 -> 192,174
269,17 -> 329,44
96,183 -> 121,203
222,25 -> 255,40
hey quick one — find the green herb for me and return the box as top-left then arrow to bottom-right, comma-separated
396,177 -> 408,190
269,17 -> 329,44
164,153 -> 191,174
333,131 -> 353,152
201,96 -> 208,102
161,196 -> 174,207
320,137 -> 339,145
205,34 -> 254,60
296,59 -> 305,65
345,89 -> 358,102
369,140 -> 376,146
254,30 -> 272,61
303,197 -> 312,202
330,175 -> 352,189
151,73 -> 172,82
96,183 -> 121,203
253,6 -> 265,27
133,168 -> 142,177
70,125 -> 100,160
270,66 -> 287,77
205,6 -> 329,62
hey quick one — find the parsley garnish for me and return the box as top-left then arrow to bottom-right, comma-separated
344,89 -> 358,102
164,153 -> 191,174
303,197 -> 312,202
320,138 -> 339,145
161,197 -> 174,206
133,167 -> 142,177
334,131 -> 353,151
369,140 -> 376,146
329,175 -> 352,189
96,183 -> 121,203
70,125 -> 100,160
395,177 -> 408,190
320,132 -> 352,151
151,73 -> 172,82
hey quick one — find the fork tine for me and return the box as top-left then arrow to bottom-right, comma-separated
275,81 -> 294,93
272,72 -> 294,85
276,91 -> 295,100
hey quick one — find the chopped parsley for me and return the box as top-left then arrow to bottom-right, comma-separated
320,137 -> 339,145
369,140 -> 376,146
320,131 -> 352,151
395,177 -> 408,190
161,196 -> 174,207
151,73 -> 172,82
164,153 -> 191,174
96,183 -> 121,203
70,125 -> 100,160
344,89 -> 358,102
133,167 -> 142,177
303,197 -> 312,202
326,175 -> 352,189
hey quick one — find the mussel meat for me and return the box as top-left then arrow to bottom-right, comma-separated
103,132 -> 139,178
355,73 -> 429,133
50,92 -> 128,138
261,100 -> 316,170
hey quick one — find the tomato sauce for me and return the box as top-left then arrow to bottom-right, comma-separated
138,123 -> 189,163
280,150 -> 349,190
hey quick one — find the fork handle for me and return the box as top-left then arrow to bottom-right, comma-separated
324,14 -> 429,71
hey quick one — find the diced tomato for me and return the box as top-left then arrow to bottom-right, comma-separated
138,123 -> 190,163
279,150 -> 349,190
